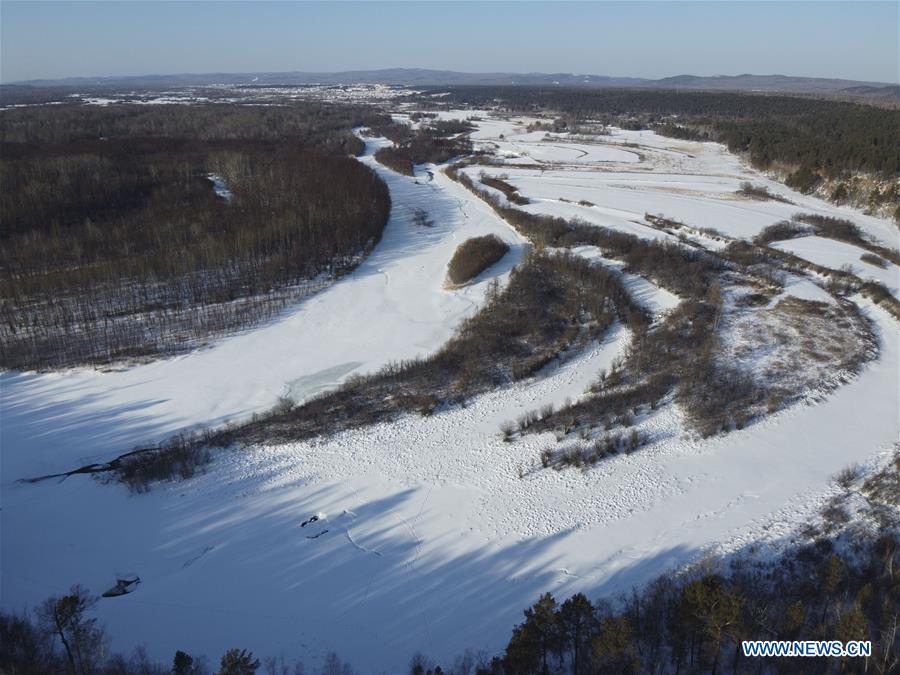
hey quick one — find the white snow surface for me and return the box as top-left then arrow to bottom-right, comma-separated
1,134 -> 524,479
772,235 -> 900,297
206,173 -> 234,202
469,122 -> 898,249
2,116 -> 898,672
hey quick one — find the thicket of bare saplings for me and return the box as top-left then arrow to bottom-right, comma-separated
210,251 -> 645,449
374,120 -> 474,175
446,234 -> 510,285
737,181 -> 793,203
0,105 -> 392,369
753,220 -> 811,245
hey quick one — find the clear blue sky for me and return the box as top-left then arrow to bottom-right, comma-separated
1,1 -> 897,84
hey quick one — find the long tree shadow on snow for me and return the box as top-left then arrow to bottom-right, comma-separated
126,472 -> 719,668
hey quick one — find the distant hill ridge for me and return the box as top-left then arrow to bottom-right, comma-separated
10,68 -> 898,98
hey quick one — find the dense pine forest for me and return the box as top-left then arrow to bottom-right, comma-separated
427,87 -> 900,217
0,104 -> 392,369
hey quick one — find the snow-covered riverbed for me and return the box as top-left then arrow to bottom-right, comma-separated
2,117 -> 897,672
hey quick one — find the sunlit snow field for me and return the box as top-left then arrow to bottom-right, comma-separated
2,112 -> 898,671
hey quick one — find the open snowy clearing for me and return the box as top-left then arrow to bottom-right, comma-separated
461,117 -> 898,249
3,114 -> 898,672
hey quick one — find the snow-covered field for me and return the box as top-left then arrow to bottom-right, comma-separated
772,235 -> 899,296
468,126 -> 896,246
2,114 -> 898,672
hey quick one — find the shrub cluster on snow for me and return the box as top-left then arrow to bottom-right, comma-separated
446,234 -> 510,286
478,172 -> 529,206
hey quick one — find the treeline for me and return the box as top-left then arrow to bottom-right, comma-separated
491,535 -> 897,674
0,101 -> 390,149
472,454 -> 900,675
0,583 -> 359,674
428,87 -> 900,207
0,105 -> 391,369
4,545 -> 895,675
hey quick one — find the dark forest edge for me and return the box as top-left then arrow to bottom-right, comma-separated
0,104 -> 392,370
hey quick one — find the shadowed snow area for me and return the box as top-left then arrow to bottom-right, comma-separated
2,115 -> 898,672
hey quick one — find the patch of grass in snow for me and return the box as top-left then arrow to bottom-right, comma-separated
725,295 -> 875,408
737,181 -> 793,204
860,252 -> 888,269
